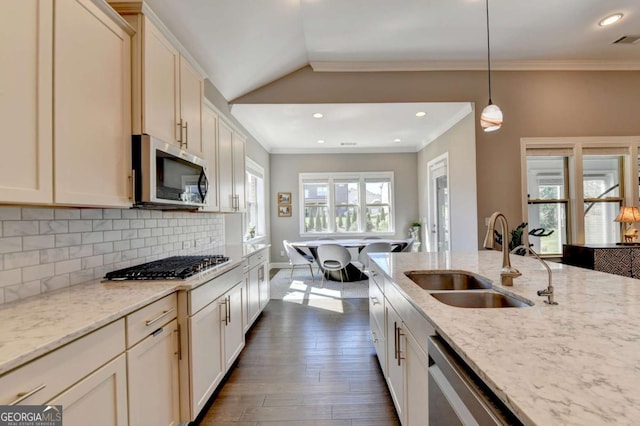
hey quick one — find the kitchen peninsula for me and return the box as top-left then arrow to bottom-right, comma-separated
369,250 -> 640,425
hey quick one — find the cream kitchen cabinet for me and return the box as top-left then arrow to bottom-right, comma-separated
201,103 -> 219,211
126,294 -> 179,426
245,249 -> 269,332
0,0 -> 132,207
0,319 -> 127,425
179,265 -> 245,422
372,263 -> 434,426
114,8 -> 204,155
218,119 -> 246,212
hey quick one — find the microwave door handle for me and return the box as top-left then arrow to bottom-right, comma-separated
198,170 -> 208,203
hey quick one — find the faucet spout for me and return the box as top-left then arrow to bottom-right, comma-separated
483,212 -> 521,286
511,244 -> 558,305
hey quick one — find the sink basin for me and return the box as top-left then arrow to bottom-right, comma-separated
404,270 -> 492,291
430,291 -> 530,308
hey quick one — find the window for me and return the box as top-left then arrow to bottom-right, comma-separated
526,156 -> 569,255
300,172 -> 394,235
522,138 -> 640,255
245,158 -> 265,241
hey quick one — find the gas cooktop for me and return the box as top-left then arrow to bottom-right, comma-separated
104,255 -> 230,280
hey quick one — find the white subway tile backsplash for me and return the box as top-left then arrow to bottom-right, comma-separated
0,269 -> 22,287
40,247 -> 70,264
23,235 -> 55,250
80,209 -> 102,220
22,208 -> 54,220
0,207 -> 224,304
4,251 -> 39,269
0,237 -> 22,254
3,221 -> 39,237
81,232 -> 103,245
0,207 -> 21,220
93,242 -> 113,255
54,259 -> 81,275
54,209 -> 81,220
39,220 -> 69,234
69,220 -> 92,233
23,263 -> 54,282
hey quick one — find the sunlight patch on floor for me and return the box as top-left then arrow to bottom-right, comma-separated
282,280 -> 346,313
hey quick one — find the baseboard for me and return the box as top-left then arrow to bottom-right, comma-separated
270,262 -> 290,270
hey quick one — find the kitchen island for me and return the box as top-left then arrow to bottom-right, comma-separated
369,250 -> 640,425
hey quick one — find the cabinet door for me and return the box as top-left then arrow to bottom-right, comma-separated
224,282 -> 245,369
143,16 -> 180,146
232,132 -> 247,211
201,105 -> 219,211
54,0 -> 131,207
127,319 -> 180,426
179,56 -> 204,155
386,303 -> 405,423
258,262 -> 270,311
189,300 -> 224,419
48,354 -> 128,426
405,327 -> 429,426
247,265 -> 261,327
0,0 -> 53,203
218,119 -> 234,211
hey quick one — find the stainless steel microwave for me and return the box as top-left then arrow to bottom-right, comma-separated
132,135 -> 209,209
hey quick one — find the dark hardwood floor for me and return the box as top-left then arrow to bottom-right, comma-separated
198,296 -> 400,425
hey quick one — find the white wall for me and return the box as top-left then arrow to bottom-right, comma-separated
418,111 -> 478,251
269,153 -> 418,264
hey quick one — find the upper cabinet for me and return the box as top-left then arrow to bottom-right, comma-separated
218,119 -> 246,212
0,0 -> 132,208
201,104 -> 219,212
115,7 -> 204,156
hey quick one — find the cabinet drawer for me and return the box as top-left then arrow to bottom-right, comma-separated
370,312 -> 386,376
369,277 -> 385,334
369,263 -> 385,288
248,250 -> 268,268
386,283 -> 434,356
0,319 -> 125,405
190,266 -> 243,315
126,293 -> 177,347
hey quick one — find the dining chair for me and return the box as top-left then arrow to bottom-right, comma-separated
357,242 -> 392,272
283,240 -> 315,282
317,244 -> 351,285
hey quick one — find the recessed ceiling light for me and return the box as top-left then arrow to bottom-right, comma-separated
599,13 -> 623,26
312,113 -> 324,118
393,138 -> 401,143
317,139 -> 325,144
415,111 -> 426,117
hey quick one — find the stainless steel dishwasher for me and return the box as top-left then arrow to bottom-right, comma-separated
428,336 -> 523,426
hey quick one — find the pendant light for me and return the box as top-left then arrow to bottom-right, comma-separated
480,0 -> 503,132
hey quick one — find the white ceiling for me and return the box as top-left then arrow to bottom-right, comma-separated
143,0 -> 640,153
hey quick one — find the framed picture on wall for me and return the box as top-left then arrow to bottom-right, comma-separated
277,192 -> 291,204
278,204 -> 291,217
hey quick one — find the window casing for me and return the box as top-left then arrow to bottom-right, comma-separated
521,138 -> 640,255
245,158 -> 265,241
300,172 -> 394,235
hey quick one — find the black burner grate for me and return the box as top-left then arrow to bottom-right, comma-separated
105,255 -> 229,280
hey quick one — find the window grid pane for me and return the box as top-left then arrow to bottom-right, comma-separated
303,182 -> 329,233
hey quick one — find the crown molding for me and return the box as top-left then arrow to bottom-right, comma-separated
417,103 -> 473,151
310,60 -> 640,72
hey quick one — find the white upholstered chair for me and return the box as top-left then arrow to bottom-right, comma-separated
357,242 -> 392,272
317,244 -> 352,284
283,240 -> 315,282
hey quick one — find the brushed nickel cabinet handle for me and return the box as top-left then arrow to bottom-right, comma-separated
220,299 -> 228,325
10,384 -> 46,405
226,295 -> 231,324
129,169 -> 135,201
184,121 -> 188,148
176,118 -> 183,145
145,308 -> 174,327
393,321 -> 398,360
175,324 -> 182,360
396,326 -> 404,366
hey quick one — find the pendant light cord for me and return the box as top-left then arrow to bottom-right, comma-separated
485,0 -> 493,105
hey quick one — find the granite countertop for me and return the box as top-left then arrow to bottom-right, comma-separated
369,251 -> 640,426
0,243 -> 270,376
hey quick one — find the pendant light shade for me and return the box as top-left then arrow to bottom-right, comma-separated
481,103 -> 503,132
481,0 -> 502,132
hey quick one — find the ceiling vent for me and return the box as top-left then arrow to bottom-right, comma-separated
612,35 -> 640,45
340,142 -> 357,146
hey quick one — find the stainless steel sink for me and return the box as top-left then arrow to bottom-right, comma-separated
430,291 -> 530,308
404,270 -> 492,291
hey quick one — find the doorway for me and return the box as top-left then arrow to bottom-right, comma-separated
427,153 -> 450,252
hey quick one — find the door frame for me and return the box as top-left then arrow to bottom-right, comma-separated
427,153 -> 451,252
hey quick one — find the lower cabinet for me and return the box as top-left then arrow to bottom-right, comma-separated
180,265 -> 246,422
371,264 -> 434,426
48,354 -> 128,426
245,248 -> 270,331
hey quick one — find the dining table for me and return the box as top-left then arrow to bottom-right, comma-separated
289,238 -> 413,282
